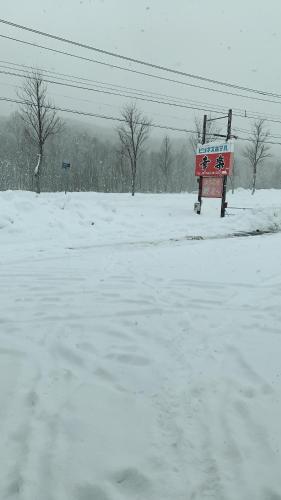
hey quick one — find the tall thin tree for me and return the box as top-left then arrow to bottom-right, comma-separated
18,71 -> 62,194
117,103 -> 151,196
243,119 -> 271,195
159,135 -> 173,192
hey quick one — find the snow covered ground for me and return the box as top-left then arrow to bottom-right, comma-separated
1,189 -> 281,500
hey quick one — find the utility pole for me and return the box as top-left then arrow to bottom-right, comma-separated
197,114 -> 207,215
220,109 -> 232,218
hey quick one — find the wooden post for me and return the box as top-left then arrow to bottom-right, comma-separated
197,114 -> 207,215
220,109 -> 232,218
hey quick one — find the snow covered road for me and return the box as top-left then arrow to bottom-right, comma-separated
1,191 -> 281,500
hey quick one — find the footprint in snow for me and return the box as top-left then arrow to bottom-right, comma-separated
106,353 -> 150,366
75,483 -> 111,500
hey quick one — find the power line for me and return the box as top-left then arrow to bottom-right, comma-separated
8,59 -> 281,123
0,95 -> 201,134
4,65 -> 281,127
0,33 -> 268,107
234,126 -> 281,140
3,57 -> 281,127
1,94 -> 281,146
2,32 -> 281,110
1,17 -> 281,100
0,68 -> 236,116
4,74 -> 281,135
0,60 -> 232,113
0,72 -> 223,125
0,82 -> 211,125
11,58 -> 281,124
238,136 -> 281,146
4,59 -> 279,129
0,78 -> 227,126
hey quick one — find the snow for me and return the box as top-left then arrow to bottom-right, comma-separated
1,189 -> 281,500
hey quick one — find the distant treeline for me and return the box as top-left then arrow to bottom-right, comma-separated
0,112 -> 280,193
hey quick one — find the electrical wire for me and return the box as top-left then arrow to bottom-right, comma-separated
4,65 -> 281,127
3,57 -> 281,128
2,33 -> 281,109
1,17 -> 281,100
0,68 -> 236,116
8,59 -> 281,123
234,126 -> 281,140
0,60 -> 232,112
6,57 -> 278,128
1,94 -> 281,145
233,124 -> 281,140
0,95 -> 202,133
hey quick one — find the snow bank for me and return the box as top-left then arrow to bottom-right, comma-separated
1,189 -> 281,251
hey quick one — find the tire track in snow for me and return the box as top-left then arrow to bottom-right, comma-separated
2,231 -> 281,499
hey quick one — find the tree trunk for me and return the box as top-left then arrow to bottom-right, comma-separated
34,171 -> 40,194
165,173 -> 168,192
34,146 -> 43,194
252,165 -> 257,195
131,162 -> 136,196
131,174 -> 135,196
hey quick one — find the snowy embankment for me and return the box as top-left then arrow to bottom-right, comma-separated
1,189 -> 281,253
1,189 -> 281,500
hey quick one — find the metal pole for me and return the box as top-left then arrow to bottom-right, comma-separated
226,109 -> 232,141
221,109 -> 232,218
197,114 -> 207,215
202,114 -> 207,144
65,169 -> 68,195
221,176 -> 227,218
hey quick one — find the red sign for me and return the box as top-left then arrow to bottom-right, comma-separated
202,177 -> 223,198
195,141 -> 234,177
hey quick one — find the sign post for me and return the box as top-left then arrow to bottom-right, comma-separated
221,109 -> 233,217
62,160 -> 70,195
195,110 -> 233,217
196,115 -> 207,214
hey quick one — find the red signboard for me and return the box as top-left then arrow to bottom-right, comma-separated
195,141 -> 234,177
202,177 -> 223,198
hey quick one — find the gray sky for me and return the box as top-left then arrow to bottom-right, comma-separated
1,0 -> 281,142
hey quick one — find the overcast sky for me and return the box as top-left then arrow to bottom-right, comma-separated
1,0 -> 281,142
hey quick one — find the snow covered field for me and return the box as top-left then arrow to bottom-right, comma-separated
1,189 -> 281,500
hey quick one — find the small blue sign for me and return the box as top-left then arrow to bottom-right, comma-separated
62,161 -> 70,169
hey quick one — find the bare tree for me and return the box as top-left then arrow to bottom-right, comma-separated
117,103 -> 151,196
18,70 -> 62,194
159,135 -> 173,192
189,115 -> 221,154
243,119 -> 271,195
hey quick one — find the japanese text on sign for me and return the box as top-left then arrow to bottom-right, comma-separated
195,141 -> 234,177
